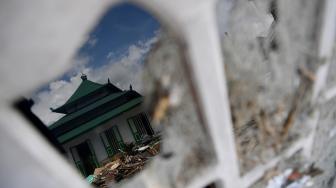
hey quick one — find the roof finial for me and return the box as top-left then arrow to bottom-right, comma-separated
129,84 -> 133,91
108,78 -> 111,84
80,73 -> 87,81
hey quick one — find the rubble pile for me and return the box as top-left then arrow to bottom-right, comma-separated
92,155 -> 146,187
89,136 -> 161,187
251,152 -> 324,188
265,164 -> 323,188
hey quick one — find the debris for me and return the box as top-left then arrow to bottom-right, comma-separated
86,175 -> 96,184
136,145 -> 150,152
105,159 -> 120,171
153,96 -> 170,124
94,167 -> 105,176
298,65 -> 316,82
90,135 -> 161,187
287,170 -> 302,181
266,169 -> 293,188
305,163 -> 323,177
266,165 -> 323,188
280,73 -> 309,141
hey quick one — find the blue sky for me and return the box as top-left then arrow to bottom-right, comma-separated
32,3 -> 161,125
76,3 -> 160,72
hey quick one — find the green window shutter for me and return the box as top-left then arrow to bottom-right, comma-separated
101,126 -> 125,156
70,147 -> 87,176
75,161 -> 86,177
112,126 -> 125,150
86,140 -> 100,168
100,133 -> 114,157
127,112 -> 154,143
106,146 -> 114,156
105,129 -> 119,154
128,118 -> 142,143
141,113 -> 154,135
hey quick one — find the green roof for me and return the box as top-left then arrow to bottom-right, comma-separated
63,80 -> 104,105
57,97 -> 143,143
49,91 -> 127,129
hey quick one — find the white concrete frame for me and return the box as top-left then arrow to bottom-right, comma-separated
0,0 -> 335,188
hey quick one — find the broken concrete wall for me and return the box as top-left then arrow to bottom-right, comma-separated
0,0 -> 226,187
1,0 -> 336,188
217,0 -> 336,187
218,0 -> 322,173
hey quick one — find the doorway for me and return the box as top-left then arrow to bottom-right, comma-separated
72,140 -> 98,176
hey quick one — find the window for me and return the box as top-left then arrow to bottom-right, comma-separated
100,126 -> 125,157
127,113 -> 154,142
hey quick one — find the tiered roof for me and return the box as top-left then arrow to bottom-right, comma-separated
49,75 -> 142,144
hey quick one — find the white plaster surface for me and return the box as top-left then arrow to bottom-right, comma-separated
0,0 -> 336,188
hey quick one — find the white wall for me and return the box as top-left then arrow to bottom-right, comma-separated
0,0 -> 334,188
63,105 -> 144,164
0,1 -> 255,187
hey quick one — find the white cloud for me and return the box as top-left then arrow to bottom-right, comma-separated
31,35 -> 158,126
87,36 -> 98,47
106,51 -> 114,59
